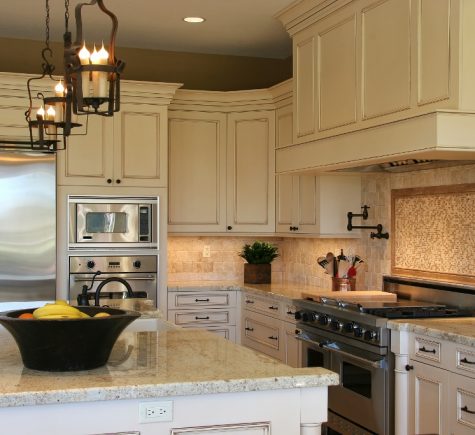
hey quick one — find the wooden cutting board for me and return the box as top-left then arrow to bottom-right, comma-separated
301,290 -> 397,303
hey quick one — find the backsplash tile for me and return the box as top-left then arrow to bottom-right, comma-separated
168,163 -> 475,290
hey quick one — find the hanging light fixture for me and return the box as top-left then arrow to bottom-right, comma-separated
0,0 -> 82,151
63,0 -> 125,118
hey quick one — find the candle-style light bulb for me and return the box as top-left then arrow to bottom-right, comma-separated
79,42 -> 91,99
54,80 -> 65,97
91,43 -> 108,98
45,106 -> 57,136
36,106 -> 45,120
98,42 -> 109,64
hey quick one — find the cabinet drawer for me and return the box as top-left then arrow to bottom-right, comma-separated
455,346 -> 475,378
241,310 -> 283,361
283,302 -> 298,322
450,373 -> 475,434
242,293 -> 282,318
412,336 -> 442,364
169,309 -> 235,326
168,291 -> 236,309
180,325 -> 236,342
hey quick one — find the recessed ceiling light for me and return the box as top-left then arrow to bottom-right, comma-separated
183,16 -> 205,23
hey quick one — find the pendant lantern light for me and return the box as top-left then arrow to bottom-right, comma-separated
63,0 -> 125,119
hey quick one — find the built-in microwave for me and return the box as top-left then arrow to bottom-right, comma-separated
68,196 -> 158,249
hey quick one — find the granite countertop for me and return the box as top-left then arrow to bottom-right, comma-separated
0,320 -> 339,408
388,317 -> 475,348
167,280 -> 331,301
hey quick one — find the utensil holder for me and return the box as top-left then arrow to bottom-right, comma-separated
332,277 -> 356,291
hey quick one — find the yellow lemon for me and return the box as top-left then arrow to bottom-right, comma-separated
94,312 -> 111,318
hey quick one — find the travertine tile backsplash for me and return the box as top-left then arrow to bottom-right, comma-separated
168,163 -> 475,290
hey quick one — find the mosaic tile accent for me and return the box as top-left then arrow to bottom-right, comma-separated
392,184 -> 475,284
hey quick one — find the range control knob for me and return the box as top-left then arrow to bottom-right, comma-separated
364,330 -> 377,341
302,312 -> 317,322
344,322 -> 355,333
86,260 -> 95,269
354,326 -> 364,338
133,260 -> 142,269
318,314 -> 329,326
294,311 -> 303,320
330,320 -> 343,331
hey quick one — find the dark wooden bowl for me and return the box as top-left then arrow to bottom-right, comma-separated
0,306 -> 140,371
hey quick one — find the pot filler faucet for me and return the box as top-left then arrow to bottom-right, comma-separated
77,271 -> 135,306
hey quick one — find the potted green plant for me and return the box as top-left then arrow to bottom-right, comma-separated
239,241 -> 279,284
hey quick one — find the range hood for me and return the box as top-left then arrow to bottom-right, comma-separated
275,111 -> 475,175
336,159 -> 475,173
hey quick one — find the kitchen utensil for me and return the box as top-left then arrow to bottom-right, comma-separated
325,252 -> 335,277
317,257 -> 329,270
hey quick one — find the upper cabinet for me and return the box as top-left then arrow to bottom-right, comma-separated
276,173 -> 361,236
168,88 -> 278,234
276,0 -> 475,173
57,81 -> 181,187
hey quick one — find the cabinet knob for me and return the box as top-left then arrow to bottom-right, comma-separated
227,225 -> 232,230
268,336 -> 278,340
107,178 -> 112,184
289,226 -> 293,231
116,179 -> 121,184
405,364 -> 414,371
245,327 -> 254,332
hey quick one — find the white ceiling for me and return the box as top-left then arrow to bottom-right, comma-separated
0,0 -> 295,59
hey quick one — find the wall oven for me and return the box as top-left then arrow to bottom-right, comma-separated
68,196 -> 158,249
69,255 -> 158,306
297,324 -> 392,435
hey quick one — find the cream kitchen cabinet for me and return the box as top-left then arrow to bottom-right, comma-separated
168,88 -> 278,234
276,0 -> 475,173
167,290 -> 237,342
57,81 -> 180,188
276,173 -> 361,236
391,329 -> 475,435
168,110 -> 227,232
241,292 -> 301,367
226,110 -> 275,233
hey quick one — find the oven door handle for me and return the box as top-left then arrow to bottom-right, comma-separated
294,334 -> 330,348
72,276 -> 155,282
321,343 -> 385,369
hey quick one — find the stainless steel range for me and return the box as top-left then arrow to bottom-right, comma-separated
293,276 -> 475,435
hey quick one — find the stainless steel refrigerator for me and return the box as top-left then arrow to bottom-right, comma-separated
0,150 -> 56,310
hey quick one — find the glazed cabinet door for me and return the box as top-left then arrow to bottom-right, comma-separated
276,174 -> 319,234
226,110 -> 275,233
113,103 -> 168,187
57,115 -> 114,186
168,111 -> 227,232
409,360 -> 449,435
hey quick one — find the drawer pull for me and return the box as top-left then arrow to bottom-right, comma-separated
245,300 -> 255,304
287,310 -> 296,315
268,336 -> 278,340
419,346 -> 436,354
268,306 -> 279,310
195,298 -> 210,302
461,357 -> 475,365
405,365 -> 414,371
245,327 -> 254,332
195,316 -> 210,320
461,406 -> 475,415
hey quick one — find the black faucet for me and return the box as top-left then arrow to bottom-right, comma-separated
94,277 -> 135,307
77,270 -> 102,306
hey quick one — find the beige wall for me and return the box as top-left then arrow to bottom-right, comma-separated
0,37 -> 292,91
168,163 -> 475,290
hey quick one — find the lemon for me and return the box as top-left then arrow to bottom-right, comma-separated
94,312 -> 111,318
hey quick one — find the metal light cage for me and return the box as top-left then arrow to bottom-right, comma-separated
63,0 -> 125,117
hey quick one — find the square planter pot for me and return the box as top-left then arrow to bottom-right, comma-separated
244,263 -> 271,284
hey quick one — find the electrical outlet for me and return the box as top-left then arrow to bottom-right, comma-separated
139,401 -> 173,423
202,245 -> 211,258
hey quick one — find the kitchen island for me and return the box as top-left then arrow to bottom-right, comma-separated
0,319 -> 338,435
